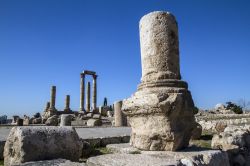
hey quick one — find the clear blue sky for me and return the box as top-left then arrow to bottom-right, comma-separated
0,0 -> 250,117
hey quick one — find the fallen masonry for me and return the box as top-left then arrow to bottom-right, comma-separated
211,125 -> 250,166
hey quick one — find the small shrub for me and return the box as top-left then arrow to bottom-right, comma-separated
193,106 -> 199,115
226,102 -> 243,114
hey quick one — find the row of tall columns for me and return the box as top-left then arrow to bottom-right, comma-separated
46,71 -> 97,113
79,73 -> 97,112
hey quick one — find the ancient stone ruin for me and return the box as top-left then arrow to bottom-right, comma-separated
3,10 -> 246,166
122,11 -> 196,151
79,70 -> 98,113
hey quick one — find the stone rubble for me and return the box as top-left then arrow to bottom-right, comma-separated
211,125 -> 250,165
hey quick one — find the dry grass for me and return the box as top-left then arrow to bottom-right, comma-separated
190,132 -> 213,149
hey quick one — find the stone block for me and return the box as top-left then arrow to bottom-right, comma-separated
71,120 -> 87,126
92,114 -> 101,119
87,119 -> 102,127
89,143 -> 229,166
106,144 -> 140,154
13,159 -> 86,166
45,115 -> 58,126
4,126 -> 82,166
86,113 -> 93,118
32,118 -> 42,124
60,114 -> 73,126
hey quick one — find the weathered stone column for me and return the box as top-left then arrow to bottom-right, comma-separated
86,82 -> 91,112
60,114 -> 72,126
92,75 -> 97,110
79,73 -> 85,112
114,101 -> 127,127
64,95 -> 71,112
122,11 -> 195,151
47,86 -> 57,115
50,86 -> 56,109
140,11 -> 180,84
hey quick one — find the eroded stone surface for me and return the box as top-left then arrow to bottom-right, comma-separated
88,143 -> 229,166
139,11 -> 181,82
45,115 -> 59,126
106,143 -> 141,154
87,154 -> 179,166
122,11 -> 195,151
12,159 -> 86,166
60,114 -> 73,126
87,118 -> 102,127
4,126 -> 82,166
212,125 -> 250,165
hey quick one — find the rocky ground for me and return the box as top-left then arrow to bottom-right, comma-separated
0,126 -> 215,166
2,111 -> 250,165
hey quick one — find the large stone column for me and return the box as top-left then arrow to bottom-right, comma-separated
114,101 -> 127,127
122,11 -> 195,151
140,11 -> 181,84
50,86 -> 56,109
92,75 -> 97,110
64,95 -> 71,112
86,82 -> 91,112
47,86 -> 57,114
79,73 -> 85,112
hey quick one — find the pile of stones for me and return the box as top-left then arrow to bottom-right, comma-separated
212,125 -> 250,165
196,113 -> 250,133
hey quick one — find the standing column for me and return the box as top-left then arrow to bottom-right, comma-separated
64,95 -> 71,112
50,86 -> 56,110
92,75 -> 97,110
114,101 -> 127,127
79,73 -> 85,112
86,82 -> 91,112
140,11 -> 181,83
47,86 -> 57,115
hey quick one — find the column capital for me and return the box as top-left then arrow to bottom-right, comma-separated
93,75 -> 98,79
80,73 -> 85,78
